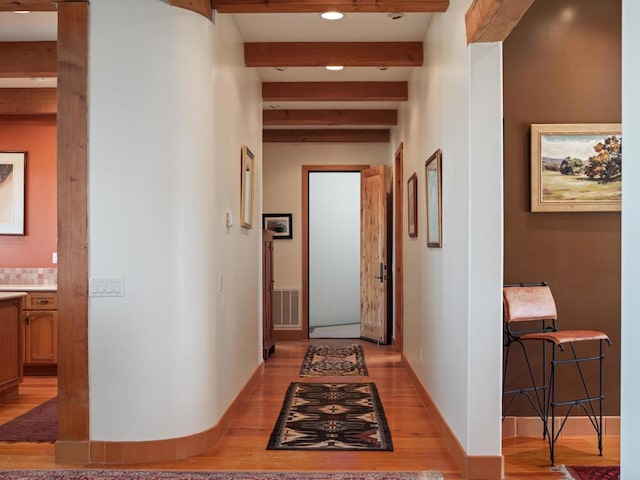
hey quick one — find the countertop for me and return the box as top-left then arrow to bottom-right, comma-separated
0,291 -> 28,301
0,285 -> 57,292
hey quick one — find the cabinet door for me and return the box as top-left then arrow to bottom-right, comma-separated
24,310 -> 58,365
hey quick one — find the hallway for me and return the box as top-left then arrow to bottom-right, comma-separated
0,340 -> 619,479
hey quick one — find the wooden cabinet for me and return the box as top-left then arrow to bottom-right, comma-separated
262,230 -> 275,360
24,292 -> 58,367
0,293 -> 26,401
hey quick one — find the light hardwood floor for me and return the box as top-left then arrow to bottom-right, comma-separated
0,340 -> 620,479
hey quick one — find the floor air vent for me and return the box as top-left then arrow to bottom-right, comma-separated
273,289 -> 301,329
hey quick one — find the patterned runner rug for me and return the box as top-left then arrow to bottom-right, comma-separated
300,344 -> 368,377
267,382 -> 392,451
0,471 -> 444,480
557,465 -> 620,480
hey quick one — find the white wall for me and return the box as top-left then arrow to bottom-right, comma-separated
309,172 -> 361,328
262,143 -> 388,292
88,0 -> 262,441
391,0 -> 503,457
621,1 -> 640,477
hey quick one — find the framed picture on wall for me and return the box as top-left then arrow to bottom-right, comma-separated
263,213 -> 292,240
530,123 -> 622,212
240,145 -> 255,228
0,152 -> 26,235
407,173 -> 418,238
425,149 -> 442,248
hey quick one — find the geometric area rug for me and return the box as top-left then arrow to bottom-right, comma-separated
300,344 -> 368,377
555,465 -> 620,480
267,383 -> 392,451
0,397 -> 57,443
0,471 -> 445,480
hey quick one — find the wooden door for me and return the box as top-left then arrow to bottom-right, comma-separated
361,165 -> 390,344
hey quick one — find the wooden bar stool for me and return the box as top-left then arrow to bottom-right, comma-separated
502,282 -> 611,465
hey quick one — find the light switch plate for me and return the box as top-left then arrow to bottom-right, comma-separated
89,277 -> 124,297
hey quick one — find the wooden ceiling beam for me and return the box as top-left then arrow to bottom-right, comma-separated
246,42 -> 422,67
0,41 -> 57,78
264,109 -> 397,126
0,88 -> 56,115
263,82 -> 408,101
213,1 -> 449,13
465,0 -> 534,43
264,129 -> 390,143
168,0 -> 212,20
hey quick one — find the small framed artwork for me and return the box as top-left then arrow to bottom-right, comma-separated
425,149 -> 442,248
407,173 -> 418,238
240,145 -> 255,228
263,213 -> 292,240
0,152 -> 26,235
531,123 -> 622,212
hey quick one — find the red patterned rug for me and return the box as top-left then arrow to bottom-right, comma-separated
300,344 -> 368,377
560,465 -> 620,480
0,471 -> 444,480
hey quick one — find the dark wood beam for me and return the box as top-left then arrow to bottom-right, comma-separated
465,0 -> 534,43
264,109 -> 397,126
246,42 -> 422,67
0,88 -> 56,115
168,0 -> 212,20
213,0 -> 448,13
263,82 -> 408,102
0,42 -> 56,78
0,0 -> 57,11
263,129 -> 390,142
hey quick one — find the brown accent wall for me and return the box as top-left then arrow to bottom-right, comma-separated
503,0 -> 621,415
0,116 -> 57,267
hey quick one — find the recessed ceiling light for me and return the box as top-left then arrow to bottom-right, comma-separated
269,104 -> 280,109
321,11 -> 344,20
387,12 -> 405,20
13,10 -> 32,14
378,66 -> 389,71
325,65 -> 344,71
274,66 -> 287,72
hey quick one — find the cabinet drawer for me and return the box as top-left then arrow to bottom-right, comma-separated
26,292 -> 57,310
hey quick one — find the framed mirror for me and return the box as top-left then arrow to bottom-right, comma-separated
240,145 -> 255,228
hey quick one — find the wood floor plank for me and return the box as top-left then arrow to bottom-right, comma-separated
0,341 -> 620,479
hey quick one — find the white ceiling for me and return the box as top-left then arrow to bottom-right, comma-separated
1,9 -> 430,117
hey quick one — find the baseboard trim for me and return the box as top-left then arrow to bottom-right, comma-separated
74,362 -> 265,464
274,329 -> 303,341
401,354 -> 504,480
503,415 -> 620,437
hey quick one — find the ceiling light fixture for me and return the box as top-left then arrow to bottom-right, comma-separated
13,10 -> 32,14
325,65 -> 344,71
321,11 -> 344,20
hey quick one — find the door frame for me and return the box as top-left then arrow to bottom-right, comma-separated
301,165 -> 369,339
393,143 -> 404,353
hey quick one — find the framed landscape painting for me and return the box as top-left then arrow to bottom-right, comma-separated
530,124 -> 622,212
0,152 -> 26,235
263,213 -> 292,240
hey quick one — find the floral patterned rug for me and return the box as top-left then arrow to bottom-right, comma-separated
299,344 -> 368,377
556,465 -> 620,480
267,383 -> 391,451
0,471 -> 444,480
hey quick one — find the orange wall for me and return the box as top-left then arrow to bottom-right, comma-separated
0,116 -> 57,268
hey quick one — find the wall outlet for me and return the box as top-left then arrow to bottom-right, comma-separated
52,252 -> 58,264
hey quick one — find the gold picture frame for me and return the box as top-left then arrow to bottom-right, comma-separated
425,149 -> 442,248
240,145 -> 255,228
530,123 -> 622,212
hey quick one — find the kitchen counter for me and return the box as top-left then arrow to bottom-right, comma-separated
0,291 -> 28,300
0,284 -> 57,292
